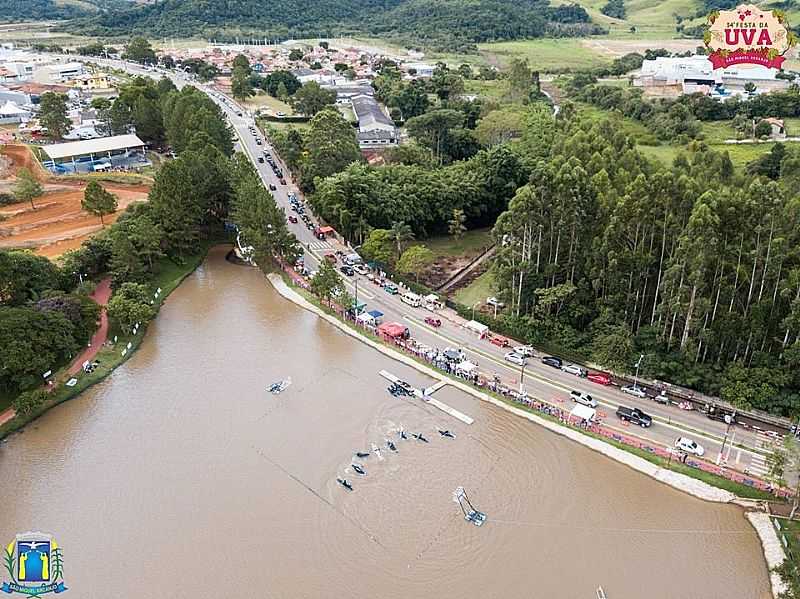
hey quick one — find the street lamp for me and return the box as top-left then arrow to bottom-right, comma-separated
633,354 -> 645,390
519,360 -> 527,394
471,300 -> 480,321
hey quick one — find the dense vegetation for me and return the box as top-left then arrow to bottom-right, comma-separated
60,0 -> 598,50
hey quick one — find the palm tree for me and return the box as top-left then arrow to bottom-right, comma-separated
389,221 -> 415,258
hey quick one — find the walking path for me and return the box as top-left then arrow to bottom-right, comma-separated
68,278 -> 112,376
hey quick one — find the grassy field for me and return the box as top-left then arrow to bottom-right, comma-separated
454,270 -> 496,307
578,102 -> 658,144
421,229 -> 492,258
244,92 -> 295,115
464,79 -> 508,101
478,39 -> 614,71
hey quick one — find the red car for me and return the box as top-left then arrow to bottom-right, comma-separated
587,373 -> 612,385
288,215 -> 298,223
489,335 -> 510,348
424,316 -> 442,327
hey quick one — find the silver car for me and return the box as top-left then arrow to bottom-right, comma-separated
561,363 -> 587,377
504,352 -> 527,366
621,385 -> 647,399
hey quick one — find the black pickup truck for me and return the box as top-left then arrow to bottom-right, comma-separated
616,406 -> 653,428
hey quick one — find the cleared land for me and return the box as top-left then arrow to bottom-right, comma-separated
0,145 -> 149,257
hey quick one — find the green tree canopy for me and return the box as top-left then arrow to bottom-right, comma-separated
82,181 -> 118,225
38,92 -> 70,140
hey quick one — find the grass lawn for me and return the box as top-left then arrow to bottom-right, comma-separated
478,39 -> 613,72
454,270 -> 496,307
245,92 -> 295,115
421,228 -> 492,259
578,102 -> 658,145
464,79 -> 509,101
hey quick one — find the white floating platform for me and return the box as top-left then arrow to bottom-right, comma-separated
379,370 -> 474,425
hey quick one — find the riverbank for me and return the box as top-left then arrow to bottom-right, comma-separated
0,245 -> 213,441
265,271 -> 788,596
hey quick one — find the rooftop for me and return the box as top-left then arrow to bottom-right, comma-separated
351,94 -> 393,129
42,134 -> 145,160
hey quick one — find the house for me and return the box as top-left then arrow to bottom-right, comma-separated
41,62 -> 85,83
351,94 -> 397,147
70,73 -> 112,91
321,83 -> 373,104
404,62 -> 435,78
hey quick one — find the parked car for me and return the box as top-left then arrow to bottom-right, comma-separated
504,352 -> 527,366
490,335 -> 510,348
279,178 -> 287,185
340,265 -> 355,276
268,184 -> 277,191
257,156 -> 264,163
616,406 -> 652,427
587,373 -> 612,385
621,385 -> 647,399
353,264 -> 369,275
288,216 -> 298,223
383,282 -> 399,294
513,345 -> 536,358
561,363 -> 587,377
424,316 -> 442,327
675,436 -> 705,457
569,390 -> 597,408
324,253 -> 337,264
486,296 -> 505,308
653,392 -> 670,405
541,356 -> 562,369
255,138 -> 261,145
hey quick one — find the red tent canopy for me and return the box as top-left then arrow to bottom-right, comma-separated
318,226 -> 335,235
377,322 -> 409,339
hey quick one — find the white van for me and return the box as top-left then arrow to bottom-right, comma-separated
401,292 -> 422,307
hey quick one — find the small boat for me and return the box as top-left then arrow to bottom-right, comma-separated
337,477 -> 353,491
413,433 -> 429,443
352,464 -> 366,476
386,440 -> 397,451
371,443 -> 384,460
355,452 -> 370,459
399,429 -> 407,440
438,429 -> 455,438
269,377 -> 292,394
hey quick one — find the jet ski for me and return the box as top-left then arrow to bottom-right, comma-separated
352,464 -> 366,476
371,443 -> 384,460
337,477 -> 353,491
399,430 -> 408,440
355,452 -> 370,459
412,433 -> 429,443
269,377 -> 292,394
438,429 -> 455,439
386,440 -> 397,451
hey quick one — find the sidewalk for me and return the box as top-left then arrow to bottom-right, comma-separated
67,278 -> 112,376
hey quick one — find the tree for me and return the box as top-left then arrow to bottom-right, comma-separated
276,81 -> 289,102
0,249 -> 62,306
38,92 -> 70,140
360,229 -> 394,266
389,221 -> 415,258
123,36 -> 156,64
508,58 -> 534,103
231,65 -> 254,101
107,283 -> 155,333
81,181 -> 118,226
754,119 -> 773,138
232,54 -> 250,70
319,41 -> 329,50
601,0 -> 626,19
310,259 -> 344,306
13,388 -> 49,417
744,81 -> 756,94
289,49 -> 304,61
292,82 -> 336,116
458,64 -> 473,79
302,107 -> 361,190
406,109 -> 464,163
475,108 -> 525,146
448,208 -> 467,239
13,167 -> 43,209
397,245 -> 434,283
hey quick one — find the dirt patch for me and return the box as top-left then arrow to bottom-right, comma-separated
0,184 -> 149,257
0,144 -> 48,181
581,39 -> 703,58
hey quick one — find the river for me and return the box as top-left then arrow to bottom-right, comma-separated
0,247 -> 770,598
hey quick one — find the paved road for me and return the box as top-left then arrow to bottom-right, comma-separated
91,58 -> 779,480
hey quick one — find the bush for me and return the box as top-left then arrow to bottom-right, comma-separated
0,193 -> 18,206
13,389 -> 49,417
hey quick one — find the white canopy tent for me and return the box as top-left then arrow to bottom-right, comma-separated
356,311 -> 376,326
570,404 -> 596,422
455,360 -> 477,375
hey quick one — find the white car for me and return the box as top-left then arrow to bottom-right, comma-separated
569,390 -> 597,408
513,345 -> 536,357
486,297 -> 505,308
562,363 -> 587,377
675,437 -> 705,457
504,352 -> 527,366
353,264 -> 369,275
621,385 -> 647,398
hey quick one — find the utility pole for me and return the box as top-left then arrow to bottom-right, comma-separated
633,354 -> 644,389
519,360 -> 527,394
472,301 -> 480,321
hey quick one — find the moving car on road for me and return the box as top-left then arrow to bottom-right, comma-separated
616,406 -> 652,427
570,390 -> 597,408
675,436 -> 704,456
288,215 -> 298,223
424,316 -> 442,327
562,363 -> 587,377
504,352 -> 527,366
383,282 -> 399,294
340,265 -> 354,276
621,385 -> 647,398
541,356 -> 563,369
489,335 -> 510,348
513,345 -> 536,357
353,264 -> 369,275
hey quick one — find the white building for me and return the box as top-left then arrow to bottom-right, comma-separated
404,62 -> 435,78
39,62 -> 85,83
0,100 -> 31,124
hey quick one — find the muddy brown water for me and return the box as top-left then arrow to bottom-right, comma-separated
0,247 -> 770,599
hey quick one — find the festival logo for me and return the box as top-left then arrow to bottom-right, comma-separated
704,4 -> 796,69
2,533 -> 67,596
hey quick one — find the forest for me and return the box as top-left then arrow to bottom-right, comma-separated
54,0 -> 596,50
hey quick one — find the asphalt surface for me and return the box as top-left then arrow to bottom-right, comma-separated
92,59 -> 778,480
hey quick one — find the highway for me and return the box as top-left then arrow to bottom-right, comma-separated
90,58 -> 779,481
